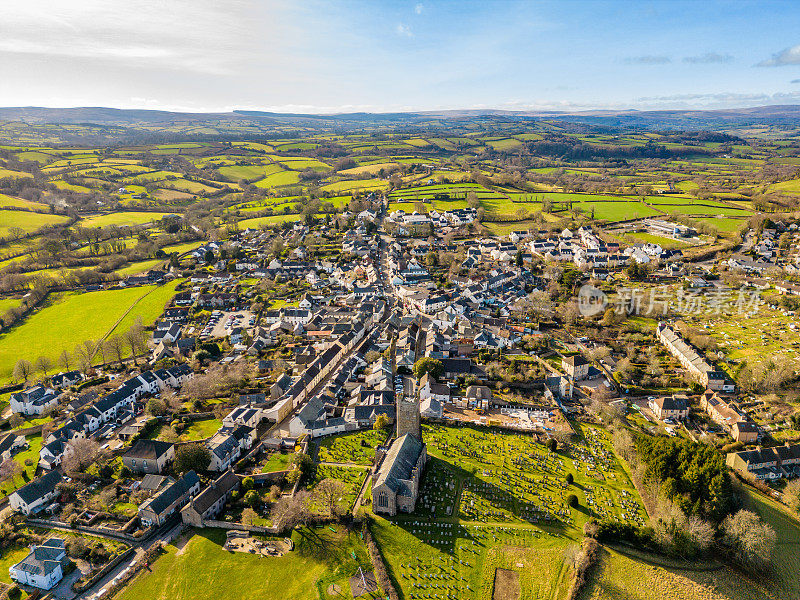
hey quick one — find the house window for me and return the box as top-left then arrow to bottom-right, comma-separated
377,492 -> 389,509
131,459 -> 136,468
143,460 -> 148,469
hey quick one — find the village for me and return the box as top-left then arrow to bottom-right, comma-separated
0,192 -> 799,600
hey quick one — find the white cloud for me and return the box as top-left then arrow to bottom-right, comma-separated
414,3 -> 424,15
758,44 -> 800,67
396,23 -> 414,37
683,52 -> 733,64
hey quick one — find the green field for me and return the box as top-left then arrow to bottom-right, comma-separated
115,259 -> 165,276
0,281 -> 180,381
117,527 -> 374,600
80,211 -> 176,228
237,214 -> 303,228
0,210 -> 69,237
0,433 -> 42,499
0,194 -> 47,210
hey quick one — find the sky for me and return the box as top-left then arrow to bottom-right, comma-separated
2,0 -> 800,114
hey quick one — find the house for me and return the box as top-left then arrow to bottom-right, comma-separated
726,443 -> 800,480
223,406 -> 263,430
9,386 -> 60,416
50,371 -> 83,389
465,385 -> 493,409
180,470 -> 241,527
9,538 -> 67,590
648,395 -> 689,421
122,439 -> 175,474
732,421 -> 759,444
371,434 -> 427,516
138,470 -> 201,526
206,432 -> 242,472
418,373 -> 450,404
0,433 -> 26,462
562,355 -> 591,380
9,471 -> 62,515
419,396 -> 443,419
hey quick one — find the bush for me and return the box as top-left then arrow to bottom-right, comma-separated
546,438 -> 557,452
567,494 -> 579,508
565,472 -> 574,485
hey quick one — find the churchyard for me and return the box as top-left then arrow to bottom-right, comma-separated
369,423 -> 647,599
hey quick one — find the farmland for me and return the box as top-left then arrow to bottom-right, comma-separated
79,211 -> 176,228
0,280 -> 181,381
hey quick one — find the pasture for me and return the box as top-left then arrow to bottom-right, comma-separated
0,281 -> 180,381
0,210 -> 69,237
80,211 -> 176,228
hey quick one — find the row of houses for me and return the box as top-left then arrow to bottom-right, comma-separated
656,323 -> 735,392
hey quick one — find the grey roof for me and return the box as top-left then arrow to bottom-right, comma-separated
13,470 -> 61,505
13,538 -> 65,577
142,471 -> 199,516
124,439 -> 173,461
187,470 -> 240,516
374,434 -> 424,494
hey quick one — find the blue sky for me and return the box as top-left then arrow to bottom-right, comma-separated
2,0 -> 800,113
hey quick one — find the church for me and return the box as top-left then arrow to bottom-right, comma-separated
371,396 -> 427,516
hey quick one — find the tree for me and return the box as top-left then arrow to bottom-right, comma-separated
720,509 -> 776,568
270,491 -> 311,531
244,490 -> 260,508
13,359 -> 33,383
174,444 -> 211,474
364,350 -> 381,364
241,476 -> 254,492
35,355 -> 51,378
241,507 -> 258,526
567,494 -> 579,508
565,472 -> 574,485
59,349 -> 72,371
374,414 -> 390,431
63,438 -> 101,475
314,478 -> 347,517
413,357 -> 443,380
9,413 -> 24,429
106,336 -> 126,366
785,478 -> 800,514
146,397 -> 166,416
546,438 -> 557,452
0,458 -> 22,483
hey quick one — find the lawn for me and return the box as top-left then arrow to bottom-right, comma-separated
116,527 -> 374,600
0,210 -> 69,237
261,451 -> 293,473
0,433 -> 42,499
0,546 -> 30,584
0,281 -> 180,381
316,428 -> 388,465
80,211 -> 176,228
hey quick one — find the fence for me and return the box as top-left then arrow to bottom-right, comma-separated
26,517 -> 153,543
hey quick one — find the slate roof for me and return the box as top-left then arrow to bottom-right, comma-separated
124,439 -> 173,461
141,470 -> 199,517
187,470 -> 239,516
374,434 -> 424,494
13,470 -> 61,506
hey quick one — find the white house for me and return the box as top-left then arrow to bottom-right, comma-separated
9,538 -> 66,590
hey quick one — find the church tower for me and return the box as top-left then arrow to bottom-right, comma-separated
396,396 -> 421,440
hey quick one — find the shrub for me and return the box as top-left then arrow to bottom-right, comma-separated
565,472 -> 574,485
567,494 -> 579,508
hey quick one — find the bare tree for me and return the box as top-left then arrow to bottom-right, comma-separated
270,491 -> 311,530
241,507 -> 258,526
35,355 -> 52,378
13,359 -> 33,383
59,349 -> 72,371
105,336 -> 126,366
0,458 -> 22,483
313,478 -> 347,517
62,438 -> 101,475
721,509 -> 776,568
73,344 -> 92,374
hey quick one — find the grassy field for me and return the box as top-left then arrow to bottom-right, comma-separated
115,258 -> 165,276
0,281 -> 180,381
0,210 -> 69,236
0,546 -> 30,584
80,211 -> 176,228
117,527 -> 374,600
0,194 -> 47,210
261,451 -> 293,473
237,214 -> 303,228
